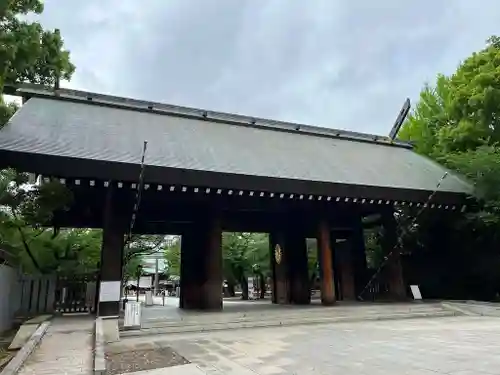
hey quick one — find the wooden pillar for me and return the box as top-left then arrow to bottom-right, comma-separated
286,229 -> 310,305
270,231 -> 290,304
317,219 -> 335,305
179,230 -> 201,309
98,185 -> 125,317
201,215 -> 223,310
381,209 -> 406,299
351,218 -> 368,298
336,239 -> 356,300
270,218 -> 310,305
180,212 -> 222,310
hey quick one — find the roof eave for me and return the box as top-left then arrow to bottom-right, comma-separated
0,149 -> 471,206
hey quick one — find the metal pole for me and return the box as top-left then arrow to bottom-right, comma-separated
124,141 -> 147,304
127,140 -> 148,244
154,257 -> 159,296
136,274 -> 140,302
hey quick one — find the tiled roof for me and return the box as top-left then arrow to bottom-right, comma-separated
0,87 -> 473,198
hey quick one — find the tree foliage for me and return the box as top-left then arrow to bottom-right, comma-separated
0,0 -> 75,91
398,36 -> 500,300
400,36 -> 500,217
0,2 -> 80,274
0,100 -> 17,129
164,238 -> 180,277
1,0 -> 75,131
0,169 -> 74,272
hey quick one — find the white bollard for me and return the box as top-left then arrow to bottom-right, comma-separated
145,290 -> 153,306
124,301 -> 142,329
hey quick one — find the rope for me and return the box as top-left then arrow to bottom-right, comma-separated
357,171 -> 449,300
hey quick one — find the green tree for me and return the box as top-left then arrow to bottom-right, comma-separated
24,228 -> 102,275
123,256 -> 142,286
220,233 -> 268,299
400,36 -> 500,157
222,232 -> 253,299
0,0 -> 75,91
0,169 -> 73,273
0,100 -> 17,129
122,234 -> 166,285
0,3 -> 77,273
306,238 -> 318,282
1,0 -> 75,130
364,228 -> 384,269
164,238 -> 181,277
398,74 -> 454,158
446,146 -> 500,222
398,36 -> 500,300
400,36 -> 500,214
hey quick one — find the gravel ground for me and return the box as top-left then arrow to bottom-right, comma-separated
105,347 -> 189,375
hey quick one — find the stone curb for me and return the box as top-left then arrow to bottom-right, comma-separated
122,310 -> 458,338
93,318 -> 106,375
443,301 -> 500,317
0,321 -> 51,375
441,302 -> 479,316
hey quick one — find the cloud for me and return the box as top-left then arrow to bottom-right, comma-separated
35,0 -> 500,134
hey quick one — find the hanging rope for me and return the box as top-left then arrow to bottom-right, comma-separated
357,171 -> 449,300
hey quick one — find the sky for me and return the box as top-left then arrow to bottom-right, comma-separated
28,0 -> 500,134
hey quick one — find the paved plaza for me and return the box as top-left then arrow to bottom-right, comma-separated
115,315 -> 500,375
17,316 -> 93,375
11,303 -> 500,374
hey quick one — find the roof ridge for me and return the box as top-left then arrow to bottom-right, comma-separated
10,83 -> 413,149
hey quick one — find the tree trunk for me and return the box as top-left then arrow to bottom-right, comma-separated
227,282 -> 235,297
310,270 -> 317,289
240,276 -> 249,300
259,273 -> 266,299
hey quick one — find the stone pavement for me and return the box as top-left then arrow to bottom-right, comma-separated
126,364 -> 206,374
17,316 -> 93,375
129,300 -> 456,337
114,316 -> 500,374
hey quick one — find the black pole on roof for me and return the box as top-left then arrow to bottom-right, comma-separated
388,98 -> 411,141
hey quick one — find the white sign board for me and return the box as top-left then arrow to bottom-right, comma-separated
124,301 -> 142,328
99,281 -> 121,302
125,276 -> 152,289
410,285 -> 422,300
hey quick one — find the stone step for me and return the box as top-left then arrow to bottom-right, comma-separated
142,307 -> 449,328
122,309 -> 458,337
141,303 -> 447,327
442,301 -> 500,317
